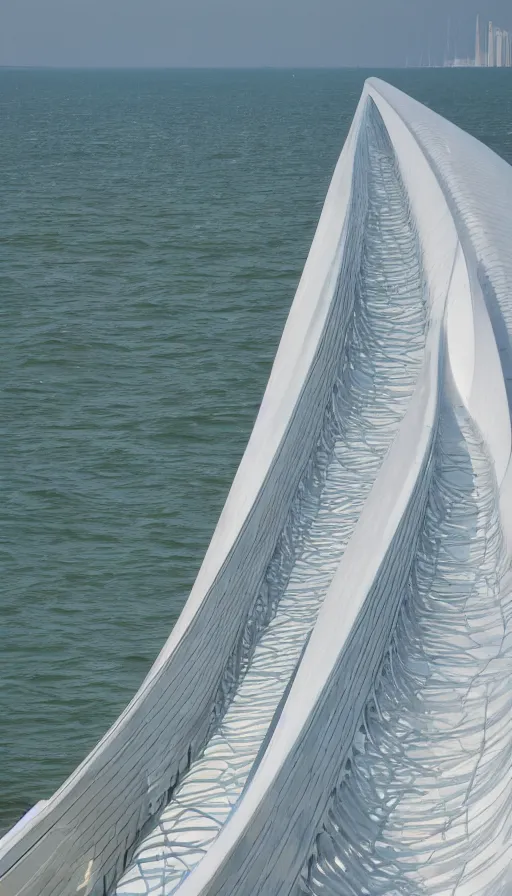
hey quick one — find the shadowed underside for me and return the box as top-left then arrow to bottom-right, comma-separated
1,78 -> 512,896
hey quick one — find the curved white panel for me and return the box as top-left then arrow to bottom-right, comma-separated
2,78 -> 512,896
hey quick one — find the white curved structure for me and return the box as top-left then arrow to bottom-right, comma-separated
2,77 -> 512,896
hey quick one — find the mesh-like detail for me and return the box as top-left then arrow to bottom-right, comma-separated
115,107 -> 427,896
298,403 -> 512,896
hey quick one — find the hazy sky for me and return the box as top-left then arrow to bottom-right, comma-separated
1,0 -> 511,68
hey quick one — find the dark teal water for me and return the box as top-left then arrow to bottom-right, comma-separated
1,68 -> 511,836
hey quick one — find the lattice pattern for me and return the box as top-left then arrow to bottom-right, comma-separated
298,404 -> 512,896
115,111 -> 427,896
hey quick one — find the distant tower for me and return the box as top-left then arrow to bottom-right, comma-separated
506,32 -> 512,67
496,29 -> 503,66
475,15 -> 482,66
488,21 -> 495,66
445,16 -> 451,66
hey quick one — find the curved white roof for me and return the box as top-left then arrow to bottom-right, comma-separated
2,77 -> 512,896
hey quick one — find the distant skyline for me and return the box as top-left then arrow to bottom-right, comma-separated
1,0 -> 511,69
471,16 -> 512,67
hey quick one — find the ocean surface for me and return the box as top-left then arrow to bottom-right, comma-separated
1,67 -> 512,836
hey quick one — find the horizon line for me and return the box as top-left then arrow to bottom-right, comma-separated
0,63 -> 499,72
